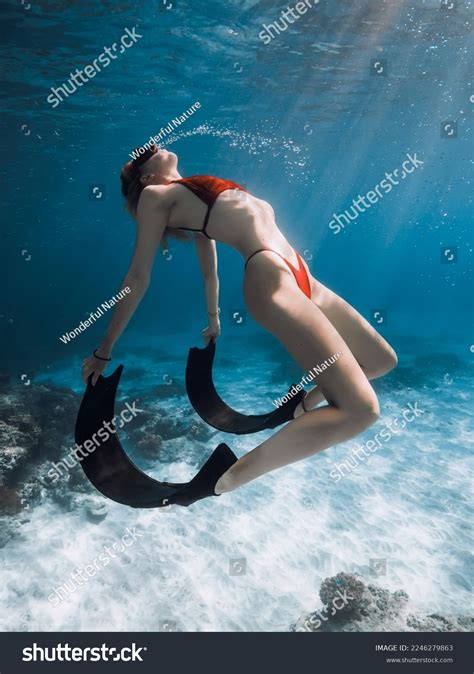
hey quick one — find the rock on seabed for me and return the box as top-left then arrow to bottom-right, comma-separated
291,573 -> 472,632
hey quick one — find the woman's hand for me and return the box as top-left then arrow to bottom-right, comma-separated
82,353 -> 110,386
202,315 -> 221,344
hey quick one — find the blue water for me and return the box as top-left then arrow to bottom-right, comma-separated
1,0 -> 473,631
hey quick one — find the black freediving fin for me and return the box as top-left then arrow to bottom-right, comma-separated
74,366 -> 236,508
167,442 -> 238,507
74,366 -> 183,508
185,340 -> 305,435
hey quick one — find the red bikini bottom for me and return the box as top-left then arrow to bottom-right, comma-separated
244,248 -> 312,299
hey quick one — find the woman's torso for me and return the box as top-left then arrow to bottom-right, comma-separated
162,177 -> 298,262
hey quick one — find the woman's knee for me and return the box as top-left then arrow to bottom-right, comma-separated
381,345 -> 398,374
344,391 -> 380,429
368,344 -> 398,379
389,347 -> 398,370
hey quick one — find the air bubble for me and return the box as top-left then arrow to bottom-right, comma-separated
163,123 -> 312,184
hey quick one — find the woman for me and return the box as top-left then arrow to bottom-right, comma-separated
82,145 -> 397,505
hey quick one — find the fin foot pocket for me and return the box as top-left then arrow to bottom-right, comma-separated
166,443 -> 238,507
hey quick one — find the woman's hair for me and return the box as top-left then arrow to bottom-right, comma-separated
120,146 -> 156,216
120,146 -> 190,243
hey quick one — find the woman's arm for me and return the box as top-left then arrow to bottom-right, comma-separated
82,187 -> 168,384
194,236 -> 221,343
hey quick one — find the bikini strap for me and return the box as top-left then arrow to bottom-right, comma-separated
170,178 -> 214,239
244,248 -> 275,269
202,208 -> 213,239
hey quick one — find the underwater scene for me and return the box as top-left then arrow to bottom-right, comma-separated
1,0 -> 473,635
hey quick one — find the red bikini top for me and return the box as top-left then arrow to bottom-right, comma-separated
170,175 -> 248,239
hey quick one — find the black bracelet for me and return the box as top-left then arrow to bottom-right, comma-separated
94,349 -> 112,362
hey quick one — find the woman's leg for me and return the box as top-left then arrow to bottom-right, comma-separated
215,253 -> 380,495
294,278 -> 398,414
